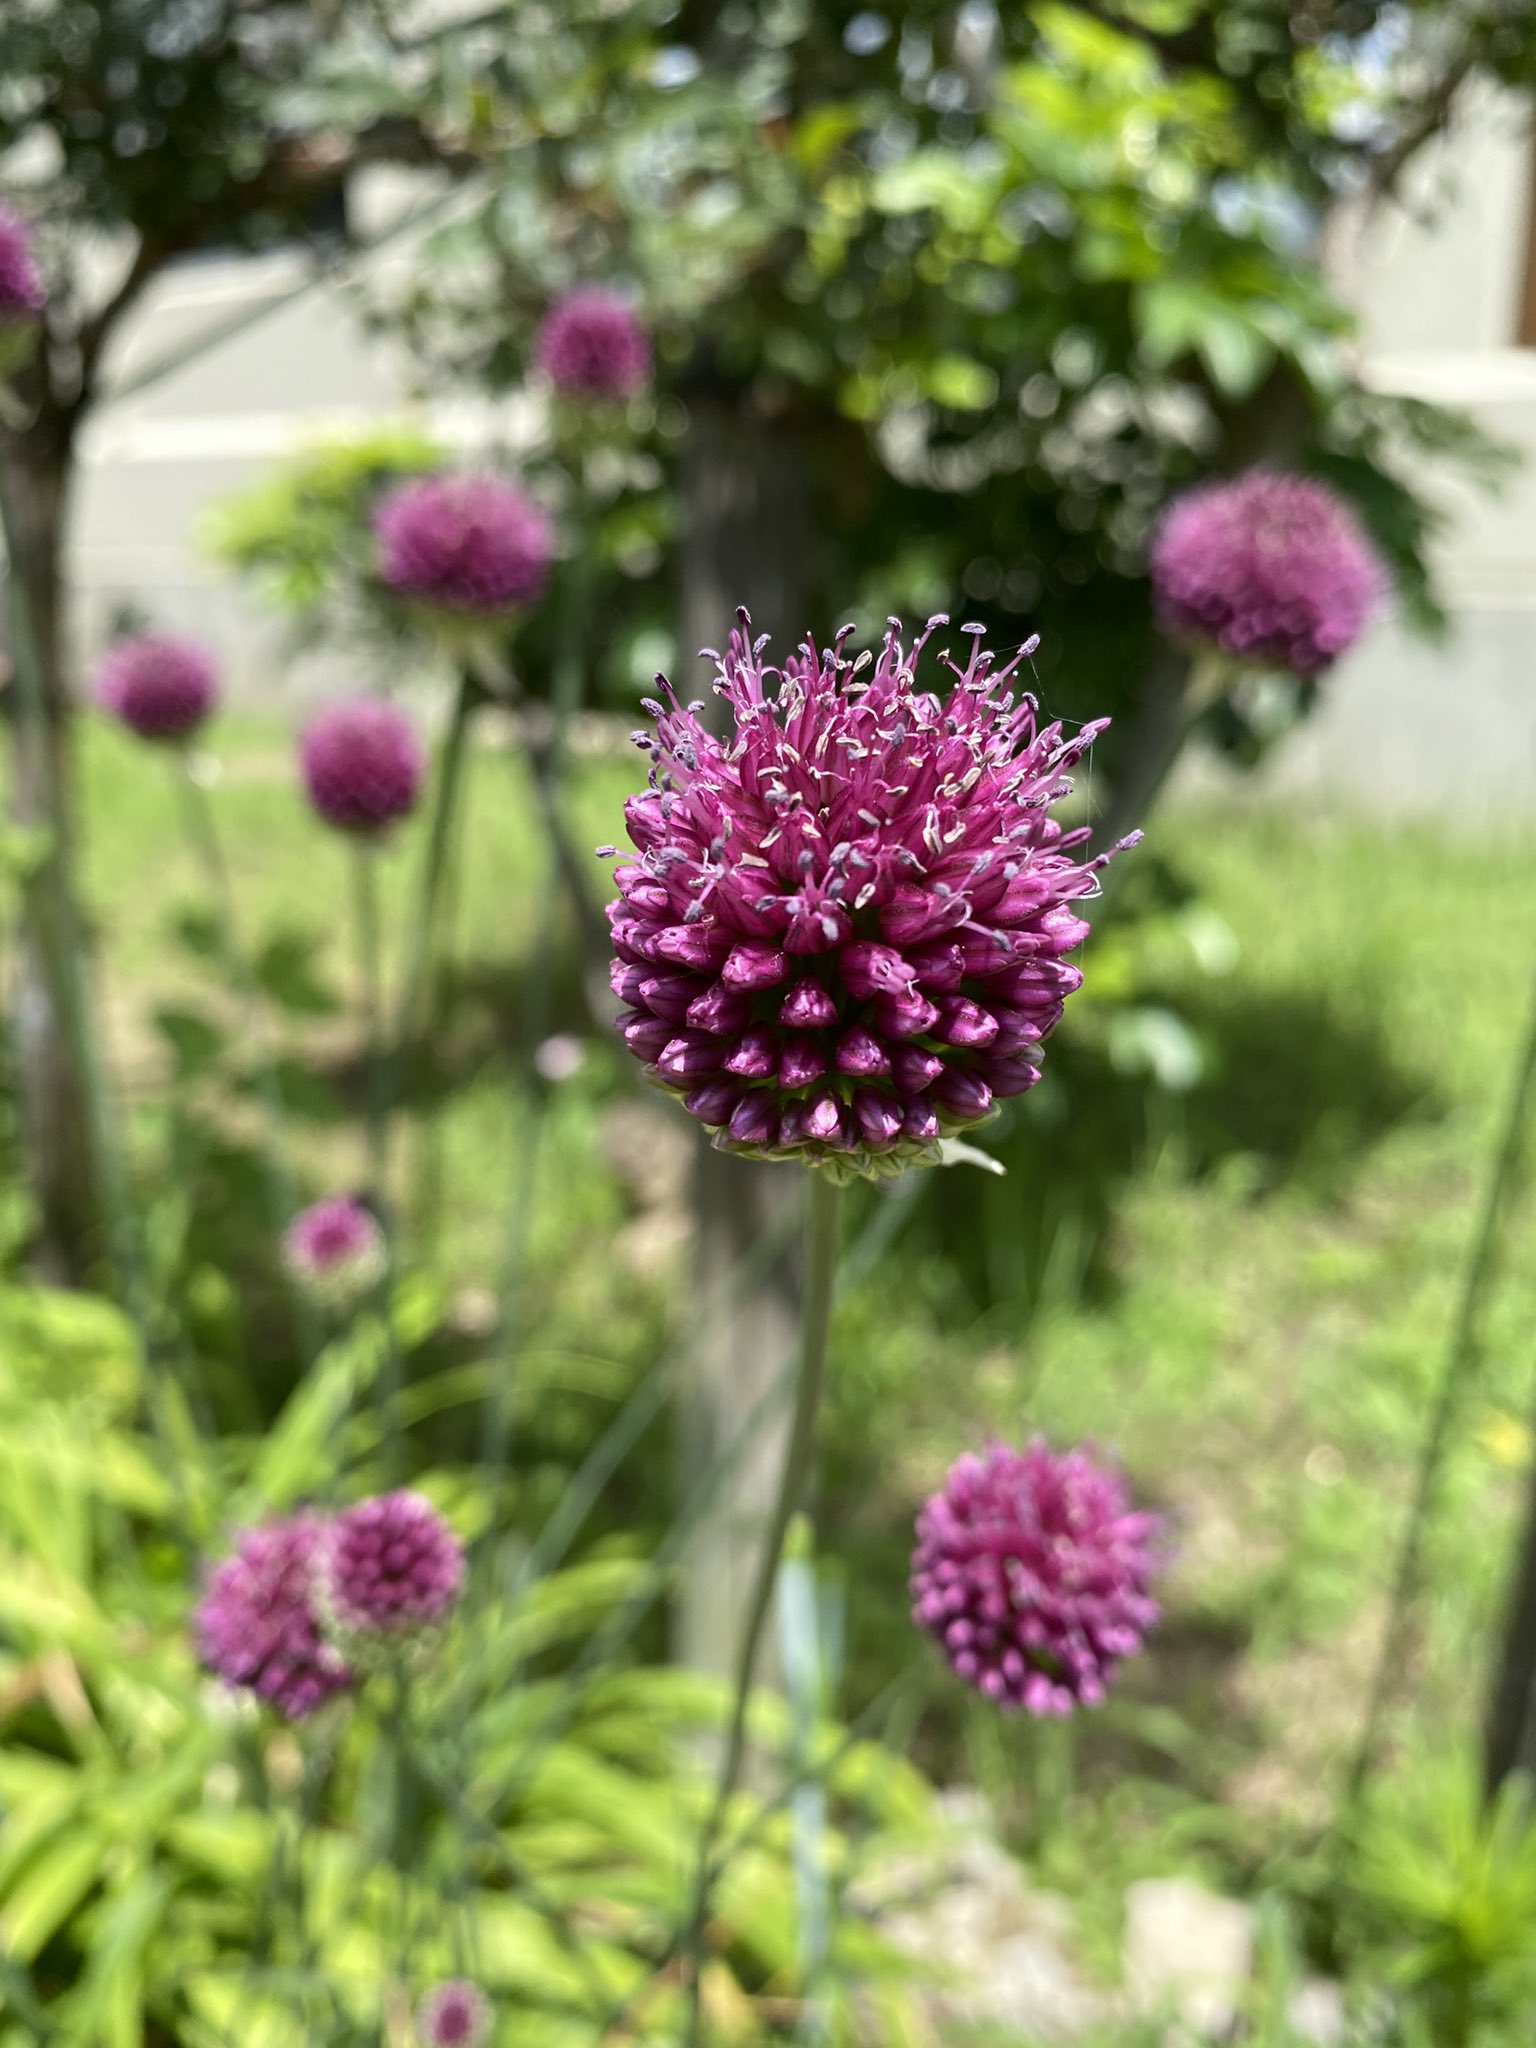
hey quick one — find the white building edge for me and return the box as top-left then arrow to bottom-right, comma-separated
63,91 -> 1536,819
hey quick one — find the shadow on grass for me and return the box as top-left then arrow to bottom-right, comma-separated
867,982 -> 1440,1325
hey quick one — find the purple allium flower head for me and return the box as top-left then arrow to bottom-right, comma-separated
374,472 -> 553,616
0,203 -> 45,326
605,612 -> 1130,1178
327,1490 -> 464,1637
283,1195 -> 385,1305
418,1981 -> 490,2048
911,1439 -> 1161,1715
534,286 -> 651,401
1150,468 -> 1385,676
93,633 -> 218,742
300,697 -> 424,836
195,1513 -> 352,1721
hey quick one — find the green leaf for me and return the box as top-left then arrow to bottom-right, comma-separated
0,1829 -> 103,1960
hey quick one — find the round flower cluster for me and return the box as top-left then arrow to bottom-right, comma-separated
283,1196 -> 385,1306
93,633 -> 218,743
1150,467 -> 1384,677
418,1981 -> 491,2048
327,1490 -> 465,1637
0,202 -> 44,327
195,1513 -> 352,1722
374,471 -> 553,617
196,1495 -> 463,1718
534,286 -> 650,401
911,1439 -> 1161,1715
300,697 -> 424,836
605,612 -> 1129,1178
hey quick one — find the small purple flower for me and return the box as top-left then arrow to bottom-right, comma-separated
0,203 -> 45,326
1150,467 -> 1385,676
300,698 -> 424,836
374,472 -> 553,616
911,1439 -> 1161,1715
534,286 -> 651,401
93,634 -> 218,743
606,612 -> 1130,1178
327,1491 -> 464,1637
418,1981 -> 490,2048
196,1513 -> 352,1721
283,1196 -> 384,1305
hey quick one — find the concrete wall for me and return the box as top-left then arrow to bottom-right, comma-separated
45,89 -> 1536,817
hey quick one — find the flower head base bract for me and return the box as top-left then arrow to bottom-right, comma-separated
283,1195 -> 385,1307
94,633 -> 218,743
300,697 -> 424,836
912,1438 -> 1160,1715
374,471 -> 553,618
196,1513 -> 353,1721
326,1490 -> 464,1640
535,286 -> 651,401
418,1980 -> 491,2048
1150,467 -> 1385,677
606,613 -> 1131,1181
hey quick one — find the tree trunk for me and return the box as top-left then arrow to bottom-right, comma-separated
673,384 -> 809,1688
0,430 -> 102,1281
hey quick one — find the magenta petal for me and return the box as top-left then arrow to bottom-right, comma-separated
890,1045 -> 944,1092
873,991 -> 940,1041
840,941 -> 917,1001
779,978 -> 840,1029
729,1092 -> 777,1147
836,1027 -> 892,1078
721,942 -> 789,990
685,1080 -> 741,1126
723,1027 -> 777,1080
936,997 -> 1000,1049
778,1034 -> 829,1090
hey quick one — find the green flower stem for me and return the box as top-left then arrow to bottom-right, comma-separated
175,758 -> 319,1365
1095,644 -> 1233,863
389,667 -> 478,1259
351,841 -> 389,1202
683,1170 -> 844,2048
351,840 -> 406,1481
476,524 -> 597,1490
1346,943 -> 1536,1811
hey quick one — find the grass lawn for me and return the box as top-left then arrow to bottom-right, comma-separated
74,707 -> 1536,1906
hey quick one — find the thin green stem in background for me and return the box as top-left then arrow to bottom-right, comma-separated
175,758 -> 320,1365
350,839 -> 406,1481
1345,942 -> 1536,1812
351,841 -> 389,1202
683,1170 -> 844,2048
476,528 -> 597,1493
391,668 -> 478,1254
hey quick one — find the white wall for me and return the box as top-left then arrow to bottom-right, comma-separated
53,87 -> 1536,819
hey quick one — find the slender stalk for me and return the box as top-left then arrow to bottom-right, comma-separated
683,1171 -> 843,2047
476,534 -> 596,1488
1346,945 -> 1536,1810
1096,645 -> 1232,859
175,760 -> 319,1364
400,670 -> 478,1253
351,842 -> 389,1202
395,671 -> 477,1066
595,1661 -> 926,2046
1484,1364 -> 1536,1794
351,840 -> 406,1482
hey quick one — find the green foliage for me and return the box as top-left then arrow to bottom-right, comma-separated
0,1280 -> 940,2044
1348,1763 -> 1536,2046
202,425 -> 443,617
